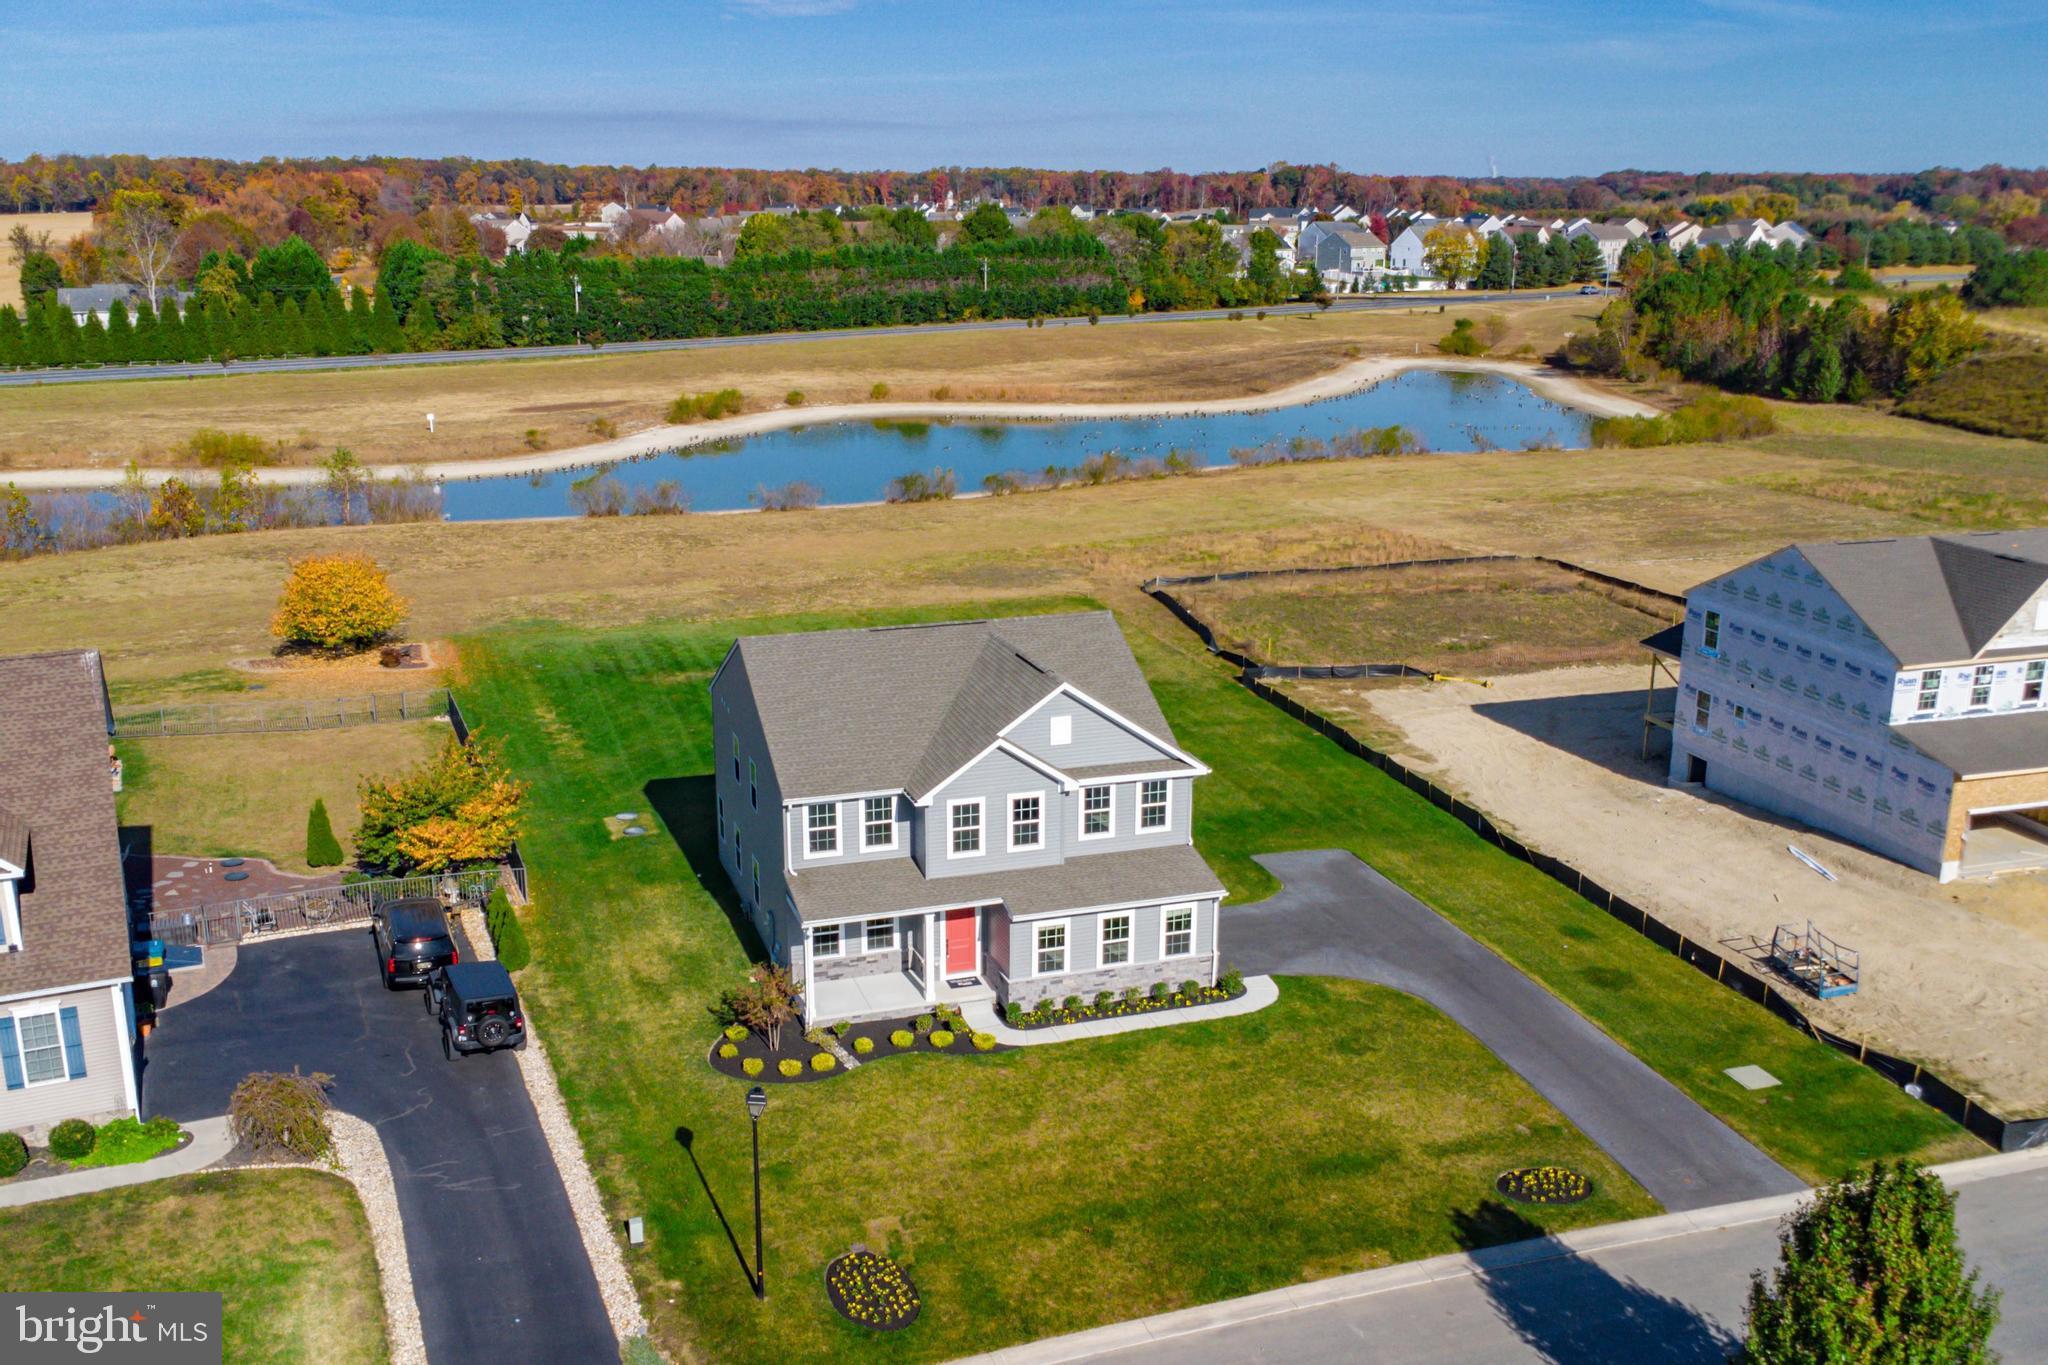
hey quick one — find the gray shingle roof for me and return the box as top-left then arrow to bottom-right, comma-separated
0,651 -> 130,998
728,612 -> 1181,800
788,843 -> 1224,923
1896,711 -> 2048,779
1794,531 -> 2048,665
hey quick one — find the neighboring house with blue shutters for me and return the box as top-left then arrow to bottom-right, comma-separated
0,650 -> 139,1139
711,612 -> 1227,1024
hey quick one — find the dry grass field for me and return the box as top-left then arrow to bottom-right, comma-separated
0,297 -> 1600,471
1175,559 -> 1680,674
0,209 -> 94,312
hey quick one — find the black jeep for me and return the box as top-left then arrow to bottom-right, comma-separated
370,898 -> 459,989
427,961 -> 527,1058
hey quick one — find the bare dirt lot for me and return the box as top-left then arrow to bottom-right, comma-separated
1292,663 -> 2048,1115
0,210 -> 94,312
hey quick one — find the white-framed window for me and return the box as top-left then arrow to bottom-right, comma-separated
1161,904 -> 1195,958
1034,920 -> 1068,976
1139,779 -> 1169,830
864,918 -> 896,953
2027,661 -> 2045,703
1971,665 -> 1994,708
748,759 -> 758,809
1049,714 -> 1073,746
1101,913 -> 1131,966
1917,671 -> 1941,714
1010,793 -> 1043,850
812,923 -> 842,959
1695,690 -> 1712,729
861,796 -> 897,851
806,802 -> 839,856
1701,610 -> 1720,654
949,798 -> 984,857
1080,784 -> 1113,839
14,1006 -> 69,1086
731,733 -> 740,781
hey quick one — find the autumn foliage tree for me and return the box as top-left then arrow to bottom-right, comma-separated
354,733 -> 528,874
270,553 -> 407,652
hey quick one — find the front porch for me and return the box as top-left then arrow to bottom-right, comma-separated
799,901 -> 1003,1025
808,971 -> 995,1026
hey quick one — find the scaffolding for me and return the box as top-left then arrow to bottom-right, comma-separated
1770,921 -> 1861,999
1640,622 -> 1683,760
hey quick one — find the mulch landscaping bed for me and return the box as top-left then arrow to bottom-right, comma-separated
824,1249 -> 921,1331
1495,1165 -> 1593,1206
707,1010 -> 1009,1085
1009,979 -> 1246,1030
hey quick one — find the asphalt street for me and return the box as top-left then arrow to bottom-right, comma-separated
140,928 -> 614,1365
1225,850 -> 1804,1211
1087,1159 -> 2048,1363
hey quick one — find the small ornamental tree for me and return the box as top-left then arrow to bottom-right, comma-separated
304,797 -> 343,867
1744,1160 -> 1999,1364
228,1069 -> 333,1160
354,733 -> 528,875
271,553 -> 407,652
731,963 -> 801,1053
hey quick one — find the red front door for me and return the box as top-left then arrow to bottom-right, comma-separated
944,907 -> 977,976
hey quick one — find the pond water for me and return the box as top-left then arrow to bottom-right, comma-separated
438,368 -> 1592,521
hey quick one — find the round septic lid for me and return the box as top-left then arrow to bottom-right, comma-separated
223,870 -> 249,882
221,857 -> 246,868
615,812 -> 639,821
624,826 -> 648,836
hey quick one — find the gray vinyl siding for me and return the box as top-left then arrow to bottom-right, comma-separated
711,650 -> 792,961
786,794 -> 908,869
1008,692 -> 1173,770
1059,777 -> 1191,857
921,749 -> 1065,877
3,983 -> 132,1137
999,898 -> 1218,1006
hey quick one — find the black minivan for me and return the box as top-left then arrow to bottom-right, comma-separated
370,898 -> 459,989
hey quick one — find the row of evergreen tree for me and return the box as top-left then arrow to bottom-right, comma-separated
0,285 -> 400,368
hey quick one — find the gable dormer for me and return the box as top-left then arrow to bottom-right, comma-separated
1004,686 -> 1189,772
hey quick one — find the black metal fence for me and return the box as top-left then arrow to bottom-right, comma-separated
114,688 -> 452,738
1143,561 -> 2048,1152
149,868 -> 502,948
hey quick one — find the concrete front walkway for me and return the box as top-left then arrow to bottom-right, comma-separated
0,1116 -> 233,1209
959,975 -> 1279,1045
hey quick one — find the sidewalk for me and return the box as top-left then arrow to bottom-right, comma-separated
959,975 -> 1279,1046
0,1116 -> 234,1209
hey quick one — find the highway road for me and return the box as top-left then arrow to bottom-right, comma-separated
0,288 -> 1606,389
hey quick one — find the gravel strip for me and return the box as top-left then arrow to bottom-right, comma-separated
465,901 -> 649,1340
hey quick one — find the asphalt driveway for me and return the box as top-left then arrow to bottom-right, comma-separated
1227,851 -> 1804,1211
139,928 -> 615,1365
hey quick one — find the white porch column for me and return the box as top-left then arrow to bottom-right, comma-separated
924,912 -> 939,1002
801,921 -> 815,1025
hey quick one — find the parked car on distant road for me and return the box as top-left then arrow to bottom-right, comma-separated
1580,284 -> 1603,294
370,898 -> 458,989
428,962 -> 526,1058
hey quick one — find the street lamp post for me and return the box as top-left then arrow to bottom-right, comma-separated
746,1085 -> 767,1299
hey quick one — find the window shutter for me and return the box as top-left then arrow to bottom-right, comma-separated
58,1005 -> 87,1079
0,1017 -> 21,1090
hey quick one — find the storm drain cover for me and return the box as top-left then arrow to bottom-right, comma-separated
1725,1065 -> 1780,1091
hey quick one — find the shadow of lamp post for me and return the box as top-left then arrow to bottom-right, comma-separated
747,1084 -> 768,1300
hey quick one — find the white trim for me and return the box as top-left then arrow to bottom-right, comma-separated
1030,917 -> 1072,979
1159,902 -> 1198,959
110,983 -> 138,1116
941,905 -> 982,978
1078,783 -> 1116,841
1007,790 -> 1046,852
784,786 -> 905,807
1048,714 -> 1072,746
799,896 -> 1005,929
809,922 -> 845,959
1059,766 -> 1200,784
998,681 -> 1212,776
916,738 -> 1075,806
1005,891 -> 1224,923
803,801 -> 843,859
9,1001 -> 74,1089
1099,911 -> 1133,967
1137,777 -> 1172,833
1967,799 -> 2048,818
862,917 -> 898,954
0,878 -> 19,953
858,795 -> 900,853
0,855 -> 23,878
0,976 -> 130,1007
945,797 -> 987,859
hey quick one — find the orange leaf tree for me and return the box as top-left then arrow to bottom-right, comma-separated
355,734 -> 528,874
270,552 -> 408,652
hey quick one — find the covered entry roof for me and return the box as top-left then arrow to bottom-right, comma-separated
1897,710 -> 2048,780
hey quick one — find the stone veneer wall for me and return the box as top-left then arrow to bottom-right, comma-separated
1003,957 -> 1215,1011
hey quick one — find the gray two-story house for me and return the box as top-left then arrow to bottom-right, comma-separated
710,612 -> 1227,1023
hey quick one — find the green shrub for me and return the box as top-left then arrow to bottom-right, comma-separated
778,1058 -> 803,1078
829,1019 -> 850,1036
1004,1001 -> 1023,1025
852,1035 -> 874,1054
1062,994 -> 1083,1011
718,1042 -> 739,1059
228,1069 -> 333,1159
71,1116 -> 184,1169
1435,317 -> 1487,357
1122,986 -> 1141,1003
971,1032 -> 996,1052
929,1029 -> 955,1049
1149,981 -> 1169,1001
803,1027 -> 827,1046
1180,980 -> 1200,997
743,1057 -> 764,1077
1220,967 -> 1245,995
1094,990 -> 1114,1010
47,1119 -> 96,1161
869,382 -> 890,400
890,1029 -> 915,1049
667,389 -> 745,424
485,888 -> 532,972
0,1130 -> 27,1177
177,428 -> 279,468
913,1014 -> 934,1035
1591,392 -> 1777,449
784,390 -> 805,407
304,797 -> 343,867
724,1024 -> 749,1042
810,1052 -> 836,1072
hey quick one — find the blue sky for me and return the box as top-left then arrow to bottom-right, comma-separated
1,0 -> 2042,173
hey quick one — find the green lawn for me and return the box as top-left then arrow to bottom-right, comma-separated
0,1169 -> 389,1364
458,594 -> 1967,1363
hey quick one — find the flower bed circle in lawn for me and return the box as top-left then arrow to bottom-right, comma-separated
1495,1165 -> 1592,1205
824,1249 -> 920,1331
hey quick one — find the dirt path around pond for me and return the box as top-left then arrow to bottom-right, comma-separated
5,357 -> 1657,491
